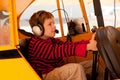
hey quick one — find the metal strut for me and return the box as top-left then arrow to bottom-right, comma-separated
92,0 -> 104,80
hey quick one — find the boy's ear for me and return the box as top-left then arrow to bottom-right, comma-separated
32,25 -> 43,36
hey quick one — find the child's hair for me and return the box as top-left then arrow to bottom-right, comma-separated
29,10 -> 54,28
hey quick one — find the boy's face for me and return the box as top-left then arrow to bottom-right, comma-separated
42,17 -> 56,39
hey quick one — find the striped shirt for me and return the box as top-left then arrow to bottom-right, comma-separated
27,36 -> 89,75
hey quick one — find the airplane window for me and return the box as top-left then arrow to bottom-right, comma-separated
20,0 -> 61,37
83,0 -> 97,30
58,0 -> 86,36
84,0 -> 120,28
100,0 -> 120,27
0,0 -> 20,50
102,5 -> 120,27
20,0 -> 88,37
0,10 -> 10,45
20,0 -> 120,38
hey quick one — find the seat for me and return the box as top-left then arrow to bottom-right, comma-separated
19,38 -> 44,79
19,38 -> 31,59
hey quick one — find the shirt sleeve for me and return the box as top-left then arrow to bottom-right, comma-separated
75,40 -> 89,57
29,37 -> 89,59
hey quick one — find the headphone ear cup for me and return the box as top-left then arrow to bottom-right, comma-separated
32,25 -> 43,36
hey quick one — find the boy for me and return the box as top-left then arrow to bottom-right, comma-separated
28,10 -> 97,80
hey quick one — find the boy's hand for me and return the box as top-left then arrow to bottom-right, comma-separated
87,33 -> 97,51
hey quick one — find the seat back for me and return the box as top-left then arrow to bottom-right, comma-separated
96,26 -> 120,78
19,38 -> 31,59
